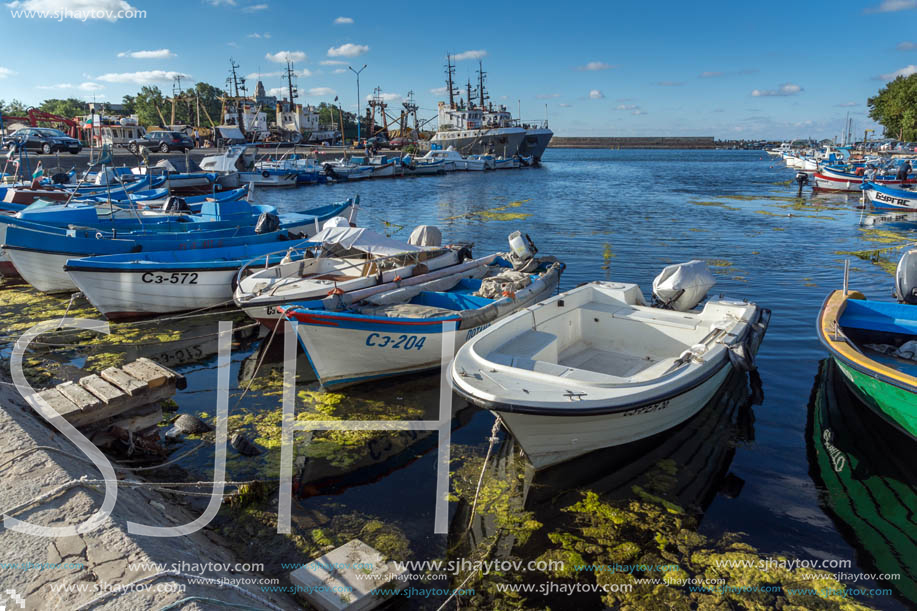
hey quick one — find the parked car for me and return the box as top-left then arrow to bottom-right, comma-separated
2,127 -> 82,154
128,131 -> 194,153
388,137 -> 413,149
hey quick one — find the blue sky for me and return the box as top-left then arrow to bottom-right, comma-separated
1,0 -> 915,139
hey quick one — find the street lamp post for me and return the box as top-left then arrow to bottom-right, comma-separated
349,64 -> 367,143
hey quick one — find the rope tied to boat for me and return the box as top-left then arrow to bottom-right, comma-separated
465,415 -> 504,534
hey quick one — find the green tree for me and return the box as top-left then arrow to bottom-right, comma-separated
133,86 -> 166,128
868,73 -> 917,140
121,94 -> 136,115
3,99 -> 29,116
39,98 -> 86,119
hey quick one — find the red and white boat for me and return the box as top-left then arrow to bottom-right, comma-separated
813,166 -> 914,192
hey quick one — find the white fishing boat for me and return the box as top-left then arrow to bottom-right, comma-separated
233,225 -> 469,328
422,147 -> 486,171
239,169 -> 298,187
402,157 -> 448,175
467,155 -> 496,170
322,159 -> 374,181
493,156 -> 518,169
282,234 -> 564,388
450,266 -> 769,469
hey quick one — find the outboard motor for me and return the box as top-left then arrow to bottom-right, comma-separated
254,210 -> 281,234
652,260 -> 716,311
895,248 -> 917,305
794,171 -> 809,196
162,196 -> 191,213
50,172 -> 70,185
507,230 -> 538,272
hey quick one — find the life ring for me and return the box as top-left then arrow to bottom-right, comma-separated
261,170 -> 270,178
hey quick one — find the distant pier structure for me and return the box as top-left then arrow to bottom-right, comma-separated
549,136 -> 715,149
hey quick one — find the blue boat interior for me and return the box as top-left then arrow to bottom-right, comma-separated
841,298 -> 917,375
409,279 -> 494,311
840,299 -> 917,337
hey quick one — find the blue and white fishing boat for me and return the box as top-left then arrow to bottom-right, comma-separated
65,237 -> 321,320
863,182 -> 917,210
280,233 -> 564,388
3,198 -> 358,293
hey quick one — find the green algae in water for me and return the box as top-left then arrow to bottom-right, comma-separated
445,198 -> 533,222
602,243 -> 614,270
689,200 -> 740,211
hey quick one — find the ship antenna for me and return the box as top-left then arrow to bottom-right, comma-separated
445,53 -> 456,109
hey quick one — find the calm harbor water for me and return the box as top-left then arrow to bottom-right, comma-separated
2,149 -> 913,609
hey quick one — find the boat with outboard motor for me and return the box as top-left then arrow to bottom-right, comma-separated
450,261 -> 769,468
280,232 -> 564,388
862,181 -> 917,210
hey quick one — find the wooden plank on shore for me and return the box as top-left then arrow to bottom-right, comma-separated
79,374 -> 129,407
100,367 -> 145,396
122,358 -> 176,389
37,388 -> 82,420
57,381 -> 102,412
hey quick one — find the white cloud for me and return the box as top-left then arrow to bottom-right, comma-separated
79,82 -> 104,91
615,104 -> 638,110
6,0 -> 140,21
632,109 -> 647,115
877,64 -> 917,80
588,89 -> 605,99
699,71 -> 723,78
247,68 -> 310,79
536,93 -> 560,99
265,50 -> 307,63
327,43 -> 369,58
835,101 -> 858,107
366,92 -> 401,103
36,83 -> 74,90
242,2 -> 268,11
321,60 -> 347,66
333,68 -> 347,74
96,70 -> 190,84
656,81 -> 683,86
453,49 -> 486,61
227,41 -> 238,47
117,49 -> 175,59
751,83 -> 803,96
266,87 -> 287,98
898,41 -> 916,50
39,82 -> 103,92
558,103 -> 572,108
205,0 -> 236,5
334,16 -> 353,24
247,32 -> 271,38
576,61 -> 614,71
307,87 -> 335,96
429,86 -> 447,96
864,0 -> 916,12
0,66 -> 18,78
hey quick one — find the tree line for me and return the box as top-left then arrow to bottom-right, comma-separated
1,82 -> 361,135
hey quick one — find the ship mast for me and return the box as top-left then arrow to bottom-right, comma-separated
477,60 -> 488,109
445,54 -> 456,109
285,60 -> 298,110
228,59 -> 246,136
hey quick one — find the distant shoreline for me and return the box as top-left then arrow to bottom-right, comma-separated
548,136 -> 716,149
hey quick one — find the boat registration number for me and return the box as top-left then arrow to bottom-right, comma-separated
621,399 -> 670,417
141,272 -> 199,285
365,333 -> 426,350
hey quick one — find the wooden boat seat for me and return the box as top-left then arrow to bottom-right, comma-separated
611,306 -> 699,330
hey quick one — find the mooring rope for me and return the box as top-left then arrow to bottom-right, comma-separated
465,415 -> 503,534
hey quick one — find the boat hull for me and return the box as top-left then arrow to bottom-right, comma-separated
67,267 -> 239,320
431,129 -> 526,158
292,267 -> 562,388
863,184 -> 917,210
817,290 -> 917,440
495,365 -> 732,469
518,128 -> 553,160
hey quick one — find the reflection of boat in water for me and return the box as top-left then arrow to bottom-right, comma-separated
807,359 -> 917,606
860,211 -> 917,230
451,366 -> 761,548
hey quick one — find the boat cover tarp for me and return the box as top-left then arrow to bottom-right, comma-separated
311,226 -> 423,257
154,157 -> 203,173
